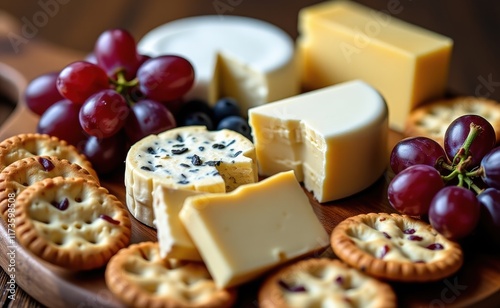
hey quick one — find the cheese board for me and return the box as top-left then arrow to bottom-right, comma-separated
0,46 -> 500,307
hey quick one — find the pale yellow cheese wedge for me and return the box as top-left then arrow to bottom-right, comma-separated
179,170 -> 329,288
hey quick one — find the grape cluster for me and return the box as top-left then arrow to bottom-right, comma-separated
25,29 -> 192,174
25,29 -> 252,175
388,114 -> 500,242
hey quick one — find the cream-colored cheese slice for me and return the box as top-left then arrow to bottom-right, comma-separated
248,80 -> 388,202
138,15 -> 299,113
125,126 -> 257,227
152,186 -> 204,261
179,170 -> 329,288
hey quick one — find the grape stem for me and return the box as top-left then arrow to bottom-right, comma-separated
441,122 -> 484,195
466,166 -> 484,178
110,70 -> 139,96
451,123 -> 482,167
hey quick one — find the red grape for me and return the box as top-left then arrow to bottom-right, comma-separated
137,55 -> 195,102
387,164 -> 445,216
79,89 -> 129,138
390,136 -> 448,174
85,52 -> 97,64
137,54 -> 151,66
57,61 -> 110,104
36,99 -> 88,149
477,188 -> 500,245
480,146 -> 500,189
82,132 -> 127,174
124,99 -> 176,143
94,28 -> 140,80
25,72 -> 64,115
429,186 -> 481,240
444,115 -> 496,168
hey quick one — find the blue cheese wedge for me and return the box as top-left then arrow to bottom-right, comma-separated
125,126 -> 258,228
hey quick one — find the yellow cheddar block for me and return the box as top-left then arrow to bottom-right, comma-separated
298,0 -> 453,131
179,171 -> 329,288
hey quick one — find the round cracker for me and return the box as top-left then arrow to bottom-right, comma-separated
405,96 -> 500,145
15,177 -> 131,271
105,241 -> 236,308
0,133 -> 98,179
330,213 -> 463,282
258,257 -> 396,308
0,156 -> 99,219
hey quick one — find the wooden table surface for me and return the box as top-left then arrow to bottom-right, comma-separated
1,1 -> 500,307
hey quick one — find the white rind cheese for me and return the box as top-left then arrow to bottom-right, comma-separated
125,126 -> 258,227
248,80 -> 388,203
179,170 -> 329,288
138,15 -> 300,113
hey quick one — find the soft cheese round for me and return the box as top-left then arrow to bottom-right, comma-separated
138,15 -> 299,112
249,80 -> 388,202
125,126 -> 257,227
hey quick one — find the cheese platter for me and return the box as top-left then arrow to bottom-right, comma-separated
0,56 -> 499,307
0,2 -> 500,306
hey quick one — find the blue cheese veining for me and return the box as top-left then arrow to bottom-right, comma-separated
125,126 -> 258,227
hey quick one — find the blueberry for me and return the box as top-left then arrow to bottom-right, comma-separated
217,116 -> 252,140
180,111 -> 214,130
178,99 -> 214,121
213,97 -> 241,124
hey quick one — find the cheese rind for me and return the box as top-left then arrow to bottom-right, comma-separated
125,126 -> 257,227
138,15 -> 299,113
298,0 -> 453,131
248,80 -> 388,203
179,170 -> 329,288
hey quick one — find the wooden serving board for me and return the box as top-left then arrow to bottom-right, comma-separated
0,55 -> 499,308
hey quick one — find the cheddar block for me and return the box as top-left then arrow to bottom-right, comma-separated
125,126 -> 257,227
152,186 -> 203,261
248,80 -> 388,203
179,171 -> 329,288
298,0 -> 453,131
138,16 -> 300,113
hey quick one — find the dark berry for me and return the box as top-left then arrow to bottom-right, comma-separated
217,115 -> 252,140
213,97 -> 241,124
178,99 -> 213,121
181,112 -> 214,130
